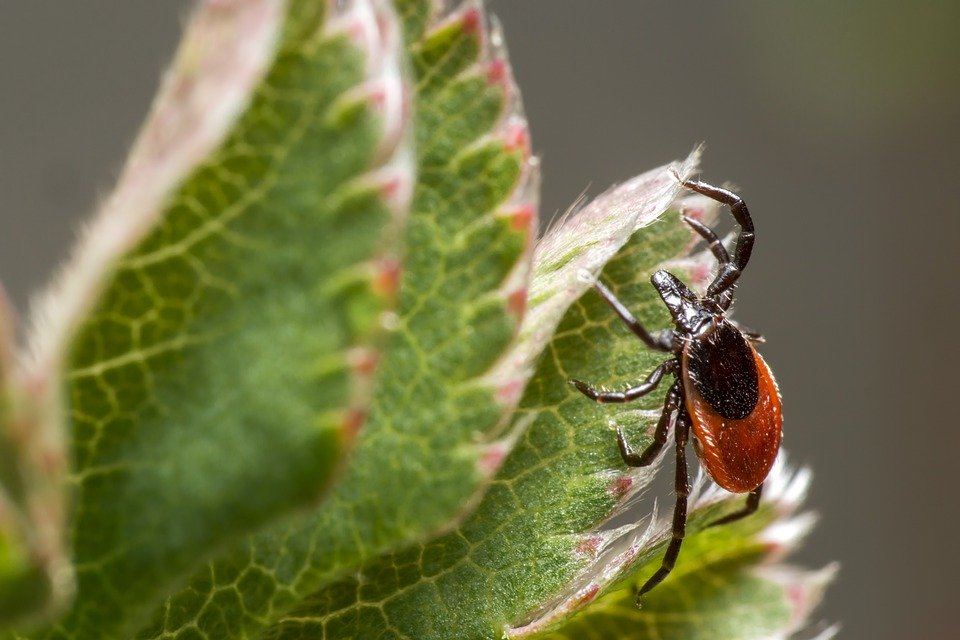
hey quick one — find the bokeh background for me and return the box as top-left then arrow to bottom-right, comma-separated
1,2 -> 958,638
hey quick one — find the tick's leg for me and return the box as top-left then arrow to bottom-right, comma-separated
707,483 -> 763,527
681,214 -> 734,309
593,281 -> 673,351
730,320 -> 765,343
636,408 -> 691,601
682,179 -> 754,299
682,214 -> 729,265
571,360 -> 676,404
617,382 -> 680,467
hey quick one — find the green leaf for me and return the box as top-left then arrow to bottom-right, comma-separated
511,464 -> 835,640
15,0 -> 412,637
132,1 -> 539,638
258,166 -> 830,640
539,491 -> 837,640
256,159 -> 717,639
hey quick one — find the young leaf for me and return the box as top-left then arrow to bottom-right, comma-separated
14,0 -> 413,636
513,463 -> 837,640
259,167 -> 830,640
0,287 -> 70,628
255,158 -> 714,639
133,1 -> 538,638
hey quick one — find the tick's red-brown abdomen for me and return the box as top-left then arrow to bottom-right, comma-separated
682,345 -> 782,493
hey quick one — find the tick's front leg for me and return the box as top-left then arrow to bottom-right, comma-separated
570,360 -> 676,404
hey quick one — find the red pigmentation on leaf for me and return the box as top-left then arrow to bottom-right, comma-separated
507,287 -> 527,319
460,8 -> 481,34
508,204 -> 534,231
503,122 -> 530,155
608,474 -> 633,499
341,408 -> 366,440
574,583 -> 600,607
496,378 -> 523,407
478,442 -> 509,478
486,58 -> 507,85
347,347 -> 379,377
575,535 -> 603,558
372,257 -> 401,297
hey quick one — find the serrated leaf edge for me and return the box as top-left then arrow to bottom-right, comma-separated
321,0 -> 416,435
23,0 -> 286,382
505,454 -> 829,638
406,1 -> 542,472
498,149 -> 703,416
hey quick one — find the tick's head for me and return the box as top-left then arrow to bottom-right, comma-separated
651,269 -> 721,340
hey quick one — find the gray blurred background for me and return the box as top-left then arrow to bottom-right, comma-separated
1,2 -> 958,638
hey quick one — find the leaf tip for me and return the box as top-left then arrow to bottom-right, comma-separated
505,287 -> 528,320
476,412 -> 534,478
367,154 -> 417,217
459,5 -> 483,35
504,203 -> 535,233
328,0 -> 412,166
485,56 -> 508,86
500,118 -> 531,156
477,442 -> 509,479
573,582 -> 602,608
755,562 -> 839,638
574,534 -> 604,559
505,582 -> 602,639
346,346 -> 380,378
486,373 -> 526,413
341,407 -> 367,441
759,511 -> 819,561
372,257 -> 403,299
606,473 -> 634,500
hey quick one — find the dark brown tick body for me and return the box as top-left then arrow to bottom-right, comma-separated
571,177 -> 782,601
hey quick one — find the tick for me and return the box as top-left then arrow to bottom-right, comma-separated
570,176 -> 782,601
